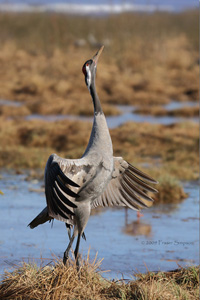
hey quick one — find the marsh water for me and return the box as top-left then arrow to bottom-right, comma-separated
26,101 -> 199,128
0,173 -> 199,279
0,98 -> 198,128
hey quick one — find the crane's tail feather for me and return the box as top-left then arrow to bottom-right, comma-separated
28,207 -> 52,229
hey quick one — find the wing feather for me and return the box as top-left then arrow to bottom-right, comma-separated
47,188 -> 70,220
45,154 -> 91,222
123,174 -> 154,201
51,188 -> 75,216
120,181 -> 149,208
56,175 -> 79,198
102,191 -> 109,207
125,170 -> 158,193
57,166 -> 80,187
105,182 -> 116,206
119,187 -> 141,210
109,182 -> 124,206
54,182 -> 77,208
91,157 -> 158,211
127,163 -> 158,184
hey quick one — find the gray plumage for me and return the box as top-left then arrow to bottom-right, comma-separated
28,46 -> 158,266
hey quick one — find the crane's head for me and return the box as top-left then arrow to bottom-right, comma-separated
82,45 -> 104,89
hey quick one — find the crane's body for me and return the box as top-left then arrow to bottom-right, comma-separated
29,46 -> 158,266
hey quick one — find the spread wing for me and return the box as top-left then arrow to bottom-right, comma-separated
91,157 -> 158,211
45,154 -> 93,222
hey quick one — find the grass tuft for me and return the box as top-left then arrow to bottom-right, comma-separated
153,175 -> 187,204
0,257 -> 199,300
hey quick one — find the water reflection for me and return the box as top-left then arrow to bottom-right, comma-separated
123,220 -> 152,237
123,208 -> 152,237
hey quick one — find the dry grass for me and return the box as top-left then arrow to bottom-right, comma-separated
0,118 -> 91,169
111,121 -> 199,181
0,35 -> 198,114
153,175 -> 187,204
0,118 -> 198,181
0,257 -> 199,300
167,106 -> 199,117
134,105 -> 199,117
0,10 -> 198,117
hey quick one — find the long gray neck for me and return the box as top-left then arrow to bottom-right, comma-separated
89,79 -> 103,115
82,74 -> 112,158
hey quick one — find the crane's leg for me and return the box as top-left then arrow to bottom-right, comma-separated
74,233 -> 81,269
63,233 -> 76,265
65,223 -> 71,240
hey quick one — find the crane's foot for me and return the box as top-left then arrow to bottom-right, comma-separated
75,254 -> 81,271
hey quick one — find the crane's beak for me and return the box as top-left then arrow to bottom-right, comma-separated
93,45 -> 104,65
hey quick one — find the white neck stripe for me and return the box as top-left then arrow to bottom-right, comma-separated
86,65 -> 91,88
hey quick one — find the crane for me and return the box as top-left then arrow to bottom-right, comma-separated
28,46 -> 158,267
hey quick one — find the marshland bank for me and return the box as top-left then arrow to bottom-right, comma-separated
0,260 -> 199,300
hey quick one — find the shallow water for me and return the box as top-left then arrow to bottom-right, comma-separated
0,99 -> 22,107
26,101 -> 199,128
164,100 -> 198,111
0,98 -> 198,128
0,173 -> 199,279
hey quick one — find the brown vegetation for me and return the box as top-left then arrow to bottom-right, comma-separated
0,118 -> 198,181
153,175 -> 187,204
0,10 -> 198,118
134,105 -> 199,117
111,121 -> 199,181
0,257 -> 198,300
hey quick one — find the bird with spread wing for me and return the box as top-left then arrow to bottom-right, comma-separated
28,46 -> 158,267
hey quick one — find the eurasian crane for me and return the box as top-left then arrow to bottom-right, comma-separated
28,46 -> 158,267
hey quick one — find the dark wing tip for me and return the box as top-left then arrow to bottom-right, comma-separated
128,163 -> 158,184
54,182 -> 77,208
58,167 -> 80,188
56,175 -> 79,198
151,179 -> 159,185
46,158 -> 79,220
